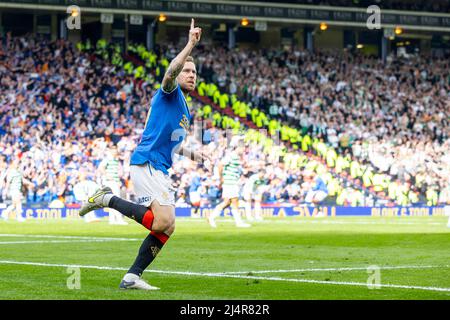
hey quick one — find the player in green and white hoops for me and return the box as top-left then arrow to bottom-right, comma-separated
208,146 -> 250,228
1,159 -> 25,222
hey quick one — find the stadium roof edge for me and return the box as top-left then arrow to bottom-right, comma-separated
178,0 -> 450,18
0,1 -> 449,33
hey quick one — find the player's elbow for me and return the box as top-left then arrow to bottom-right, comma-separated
162,74 -> 175,87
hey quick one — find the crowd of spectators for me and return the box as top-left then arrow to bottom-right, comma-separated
194,44 -> 449,204
0,34 -> 342,208
0,34 -> 147,205
0,34 -> 448,209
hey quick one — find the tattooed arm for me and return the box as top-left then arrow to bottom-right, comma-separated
161,18 -> 202,93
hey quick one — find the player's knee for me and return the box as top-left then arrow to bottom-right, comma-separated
165,222 -> 175,236
152,213 -> 175,233
164,215 -> 175,230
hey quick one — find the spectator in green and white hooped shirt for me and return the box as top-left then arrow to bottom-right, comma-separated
208,144 -> 251,228
1,159 -> 25,222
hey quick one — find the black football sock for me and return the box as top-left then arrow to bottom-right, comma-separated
108,196 -> 154,229
127,231 -> 169,277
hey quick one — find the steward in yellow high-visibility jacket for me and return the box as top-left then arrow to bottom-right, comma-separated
316,141 -> 327,159
161,57 -> 169,69
408,190 -> 419,205
238,102 -> 247,118
203,105 -> 212,119
372,173 -> 387,192
197,82 -> 207,96
350,160 -> 362,178
396,184 -> 409,206
336,188 -> 350,206
212,112 -> 221,127
213,90 -> 221,105
269,119 -> 279,136
426,187 -> 438,206
301,134 -> 311,152
281,125 -> 289,141
251,108 -> 259,124
207,83 -> 218,97
134,65 -> 145,79
335,156 -> 346,174
327,178 -> 341,197
219,93 -> 229,109
326,148 -> 337,168
124,62 -> 134,75
362,166 -> 374,188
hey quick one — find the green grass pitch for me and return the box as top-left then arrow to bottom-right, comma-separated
0,215 -> 449,300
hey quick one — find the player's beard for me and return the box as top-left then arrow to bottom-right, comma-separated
181,83 -> 195,94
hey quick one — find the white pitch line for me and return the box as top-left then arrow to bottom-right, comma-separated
221,265 -> 450,274
271,220 -> 447,226
0,234 -> 141,241
0,240 -> 138,245
0,260 -> 449,293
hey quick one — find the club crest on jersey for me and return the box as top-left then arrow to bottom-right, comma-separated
161,191 -> 171,201
179,114 -> 189,131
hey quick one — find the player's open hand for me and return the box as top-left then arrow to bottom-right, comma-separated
189,18 -> 202,46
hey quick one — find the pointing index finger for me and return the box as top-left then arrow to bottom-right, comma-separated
191,18 -> 195,30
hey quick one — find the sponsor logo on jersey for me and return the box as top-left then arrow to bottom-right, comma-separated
137,196 -> 152,204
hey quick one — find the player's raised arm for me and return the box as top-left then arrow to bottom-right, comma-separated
161,18 -> 202,93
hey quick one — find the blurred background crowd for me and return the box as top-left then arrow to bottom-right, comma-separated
0,34 -> 449,210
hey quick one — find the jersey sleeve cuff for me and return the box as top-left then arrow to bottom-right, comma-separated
161,83 -> 179,95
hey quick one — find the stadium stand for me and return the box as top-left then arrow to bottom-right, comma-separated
191,45 -> 449,207
0,34 -> 448,209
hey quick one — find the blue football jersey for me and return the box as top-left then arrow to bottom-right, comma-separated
130,85 -> 191,174
313,177 -> 329,194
